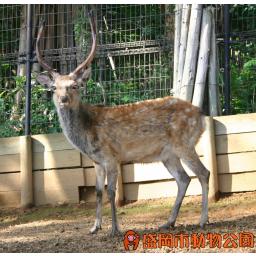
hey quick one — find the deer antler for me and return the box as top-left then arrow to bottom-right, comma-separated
69,9 -> 97,79
36,19 -> 59,79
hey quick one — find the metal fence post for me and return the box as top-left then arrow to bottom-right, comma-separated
25,4 -> 33,135
223,4 -> 231,115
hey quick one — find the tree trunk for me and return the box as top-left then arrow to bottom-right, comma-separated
66,5 -> 76,72
12,5 -> 27,122
192,8 -> 212,109
176,4 -> 191,97
179,4 -> 202,101
57,5 -> 76,74
17,5 -> 26,77
208,7 -> 218,116
57,5 -> 67,74
46,5 -> 55,50
173,4 -> 182,95
32,5 -> 41,73
164,5 -> 174,43
44,5 -> 55,74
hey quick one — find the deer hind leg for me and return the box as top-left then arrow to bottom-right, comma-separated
90,163 -> 106,234
159,155 -> 191,230
181,149 -> 210,228
106,164 -> 121,236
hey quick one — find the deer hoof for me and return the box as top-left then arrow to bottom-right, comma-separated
200,219 -> 209,229
89,225 -> 101,234
109,228 -> 122,237
158,222 -> 174,231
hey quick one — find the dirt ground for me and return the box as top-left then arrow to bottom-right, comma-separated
0,191 -> 255,253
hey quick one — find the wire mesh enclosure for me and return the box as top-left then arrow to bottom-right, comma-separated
0,4 -> 255,138
229,5 -> 256,113
0,4 -> 174,137
217,5 -> 256,114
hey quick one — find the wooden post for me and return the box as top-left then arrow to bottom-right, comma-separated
115,164 -> 124,206
173,4 -> 182,95
20,135 -> 33,208
176,4 -> 191,97
192,8 -> 212,108
203,116 -> 219,202
180,4 -> 202,101
208,7 -> 218,116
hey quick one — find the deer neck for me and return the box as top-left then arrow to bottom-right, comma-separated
55,99 -> 93,155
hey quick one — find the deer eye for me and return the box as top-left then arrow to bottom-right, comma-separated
48,86 -> 56,92
71,84 -> 78,90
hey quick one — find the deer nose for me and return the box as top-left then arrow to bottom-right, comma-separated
60,96 -> 69,103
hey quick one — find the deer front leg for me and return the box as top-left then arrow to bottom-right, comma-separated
106,166 -> 121,236
90,163 -> 106,234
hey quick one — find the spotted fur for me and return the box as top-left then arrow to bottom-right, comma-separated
37,73 -> 210,236
36,11 -> 210,236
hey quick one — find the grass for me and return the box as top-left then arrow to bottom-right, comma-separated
0,205 -> 90,226
0,191 -> 256,228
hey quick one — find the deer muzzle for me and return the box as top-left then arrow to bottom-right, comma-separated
60,96 -> 69,104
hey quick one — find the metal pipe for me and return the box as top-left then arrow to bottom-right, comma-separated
25,4 -> 33,135
223,4 -> 231,115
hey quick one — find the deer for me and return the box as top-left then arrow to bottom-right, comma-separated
36,11 -> 210,236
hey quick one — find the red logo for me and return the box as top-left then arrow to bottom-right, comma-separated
123,230 -> 140,251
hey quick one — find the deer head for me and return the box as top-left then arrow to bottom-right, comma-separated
36,10 -> 97,108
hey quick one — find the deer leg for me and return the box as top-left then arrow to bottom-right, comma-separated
106,167 -> 121,236
159,156 -> 191,230
181,149 -> 210,228
90,163 -> 106,234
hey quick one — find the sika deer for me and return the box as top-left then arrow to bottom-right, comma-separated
36,11 -> 210,236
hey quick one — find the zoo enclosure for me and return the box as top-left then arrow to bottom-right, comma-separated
0,4 -> 173,137
0,4 -> 256,138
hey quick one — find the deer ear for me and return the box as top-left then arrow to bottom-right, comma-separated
76,67 -> 92,84
36,74 -> 54,88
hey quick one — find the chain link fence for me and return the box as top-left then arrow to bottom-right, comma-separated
0,4 -> 255,138
0,4 -> 173,137
217,4 -> 256,114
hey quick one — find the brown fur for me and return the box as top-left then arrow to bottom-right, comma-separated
37,72 -> 209,236
84,96 -> 205,164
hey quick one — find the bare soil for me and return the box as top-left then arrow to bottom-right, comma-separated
0,191 -> 256,253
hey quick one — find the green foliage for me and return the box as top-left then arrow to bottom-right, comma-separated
0,75 -> 25,137
30,79 -> 61,135
84,53 -> 170,106
0,75 -> 61,138
73,4 -> 165,46
0,5 -> 22,54
88,79 -> 169,106
228,4 -> 256,114
231,59 -> 256,113
230,4 -> 256,32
